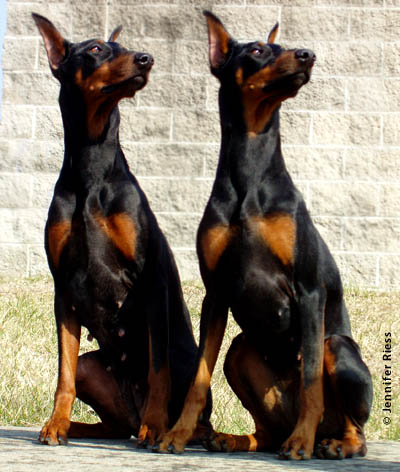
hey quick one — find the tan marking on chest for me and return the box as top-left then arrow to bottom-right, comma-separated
96,213 -> 136,261
201,225 -> 237,271
47,221 -> 72,268
251,214 -> 296,265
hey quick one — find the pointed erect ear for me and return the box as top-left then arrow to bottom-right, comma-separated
32,13 -> 69,74
108,25 -> 122,42
267,22 -> 279,44
203,11 -> 233,71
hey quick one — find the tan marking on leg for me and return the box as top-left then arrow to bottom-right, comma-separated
250,213 -> 296,265
40,316 -> 81,445
158,311 -> 228,452
47,221 -> 71,268
138,331 -> 169,446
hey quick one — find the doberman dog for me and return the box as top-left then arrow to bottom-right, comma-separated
157,11 -> 373,460
32,13 -> 211,448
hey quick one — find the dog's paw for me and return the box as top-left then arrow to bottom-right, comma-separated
137,421 -> 167,449
39,418 -> 70,446
315,438 -> 367,460
278,435 -> 313,460
154,429 -> 190,454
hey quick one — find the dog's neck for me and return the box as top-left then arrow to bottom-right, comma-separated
58,89 -> 125,193
215,89 -> 288,198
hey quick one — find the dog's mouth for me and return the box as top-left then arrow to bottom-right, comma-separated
101,72 -> 149,95
262,67 -> 313,96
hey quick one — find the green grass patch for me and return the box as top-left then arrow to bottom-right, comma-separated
0,277 -> 398,440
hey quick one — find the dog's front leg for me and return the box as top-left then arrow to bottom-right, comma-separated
137,278 -> 170,448
156,293 -> 228,454
279,285 -> 325,460
39,295 -> 81,445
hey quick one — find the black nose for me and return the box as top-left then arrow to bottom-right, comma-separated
295,49 -> 316,63
134,52 -> 154,68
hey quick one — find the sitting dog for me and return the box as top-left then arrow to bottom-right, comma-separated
157,11 -> 372,460
33,13 -> 211,448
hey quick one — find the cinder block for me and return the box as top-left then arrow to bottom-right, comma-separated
206,76 -> 219,111
342,218 -> 400,252
139,178 -> 212,213
280,112 -> 311,145
173,109 -> 220,143
156,212 -> 201,247
109,5 -> 205,40
172,249 -> 200,281
379,255 -> 400,289
107,5 -> 146,38
174,41 -> 208,75
383,114 -> 400,146
284,78 -> 346,112
352,8 -> 400,41
0,173 -> 32,209
212,6 -> 281,41
379,184 -> 400,217
6,3 -> 72,37
309,182 -> 379,217
344,148 -> 400,181
282,7 -> 349,41
31,173 -> 58,209
0,106 -> 33,139
0,245 -> 28,277
135,144 -> 204,177
312,112 -> 381,146
335,252 -> 378,287
2,38 -> 37,71
119,108 -> 171,142
203,144 -> 220,177
0,208 -> 47,244
383,43 -> 400,76
347,79 -> 400,112
350,9 -> 386,40
138,75 -> 207,109
71,2 -> 106,40
248,0 -> 311,5
2,139 -> 64,174
28,245 -> 49,277
385,0 -> 400,7
3,72 -> 59,106
34,107 -> 63,140
283,146 -> 343,180
318,0 -> 383,4
313,216 -> 343,251
314,41 -> 382,77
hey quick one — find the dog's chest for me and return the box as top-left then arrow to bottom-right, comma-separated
200,212 -> 296,272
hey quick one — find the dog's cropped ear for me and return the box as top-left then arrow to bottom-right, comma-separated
32,13 -> 69,77
108,25 -> 122,42
267,22 -> 279,44
204,11 -> 234,73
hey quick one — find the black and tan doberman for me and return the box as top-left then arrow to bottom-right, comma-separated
32,13 -> 211,448
157,11 -> 372,460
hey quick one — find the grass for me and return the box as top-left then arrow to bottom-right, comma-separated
0,276 -> 398,441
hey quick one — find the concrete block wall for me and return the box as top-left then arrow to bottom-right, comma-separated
1,0 -> 399,288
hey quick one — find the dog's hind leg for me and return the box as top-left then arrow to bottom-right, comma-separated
315,335 -> 373,459
68,351 -> 139,439
203,333 -> 296,453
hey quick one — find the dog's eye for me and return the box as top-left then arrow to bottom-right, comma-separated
251,48 -> 263,56
90,45 -> 102,54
